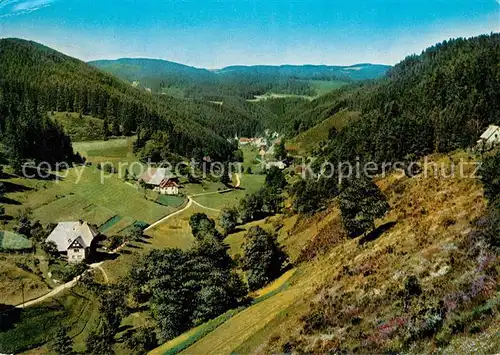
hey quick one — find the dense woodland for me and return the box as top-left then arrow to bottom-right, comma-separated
0,39 -> 281,166
281,33 -> 500,219
285,34 -> 500,164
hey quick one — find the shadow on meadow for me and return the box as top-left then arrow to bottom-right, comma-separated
359,221 -> 397,245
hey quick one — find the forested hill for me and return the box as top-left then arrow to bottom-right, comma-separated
89,58 -> 214,88
214,63 -> 390,81
286,33 -> 500,163
89,58 -> 390,99
0,38 -> 268,164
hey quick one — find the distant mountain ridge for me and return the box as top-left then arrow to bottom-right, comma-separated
213,63 -> 391,81
89,58 -> 391,99
89,58 -> 390,81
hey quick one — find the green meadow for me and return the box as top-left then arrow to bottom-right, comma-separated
1,167 -> 178,235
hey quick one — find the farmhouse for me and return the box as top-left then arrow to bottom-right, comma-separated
140,168 -> 180,195
238,137 -> 268,148
239,137 -> 254,146
477,125 -> 500,149
45,221 -> 98,263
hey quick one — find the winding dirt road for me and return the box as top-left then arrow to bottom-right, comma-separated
16,262 -> 104,308
15,174 -> 242,308
144,198 -> 193,232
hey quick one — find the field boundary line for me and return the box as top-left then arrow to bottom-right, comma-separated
190,198 -> 221,212
145,198 -> 192,232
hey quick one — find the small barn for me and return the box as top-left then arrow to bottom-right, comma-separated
266,161 -> 286,170
45,221 -> 98,263
477,125 -> 500,149
140,168 -> 180,195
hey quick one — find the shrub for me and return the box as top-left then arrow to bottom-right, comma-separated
104,235 -> 124,250
468,203 -> 500,250
241,226 -> 289,291
189,213 -> 222,241
51,262 -> 88,282
49,326 -> 74,355
291,177 -> 338,215
219,207 -> 238,235
265,166 -> 287,190
125,327 -> 158,354
239,186 -> 283,223
480,151 -> 500,202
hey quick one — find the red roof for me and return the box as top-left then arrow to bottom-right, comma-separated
159,178 -> 179,188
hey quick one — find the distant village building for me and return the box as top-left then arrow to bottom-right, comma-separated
266,161 -> 286,170
264,129 -> 280,139
477,125 -> 500,149
140,168 -> 180,195
46,221 -> 98,263
239,137 -> 254,146
253,138 -> 265,147
238,137 -> 268,148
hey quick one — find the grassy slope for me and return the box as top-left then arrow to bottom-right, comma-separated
3,167 -> 174,227
190,173 -> 265,210
1,137 -> 179,232
160,151 -> 497,354
253,153 -> 496,354
0,285 -> 100,354
288,109 -> 361,154
309,80 -> 349,96
181,285 -> 302,355
248,80 -> 348,102
0,253 -> 50,305
72,137 -> 143,173
50,111 -> 104,142
150,268 -> 297,355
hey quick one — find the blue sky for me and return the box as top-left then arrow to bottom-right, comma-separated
0,0 -> 498,68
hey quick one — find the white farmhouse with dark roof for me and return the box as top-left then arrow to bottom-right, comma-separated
45,221 -> 98,263
140,168 -> 180,195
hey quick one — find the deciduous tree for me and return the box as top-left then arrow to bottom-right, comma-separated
219,207 -> 238,235
265,166 -> 287,190
241,226 -> 289,291
338,177 -> 389,238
